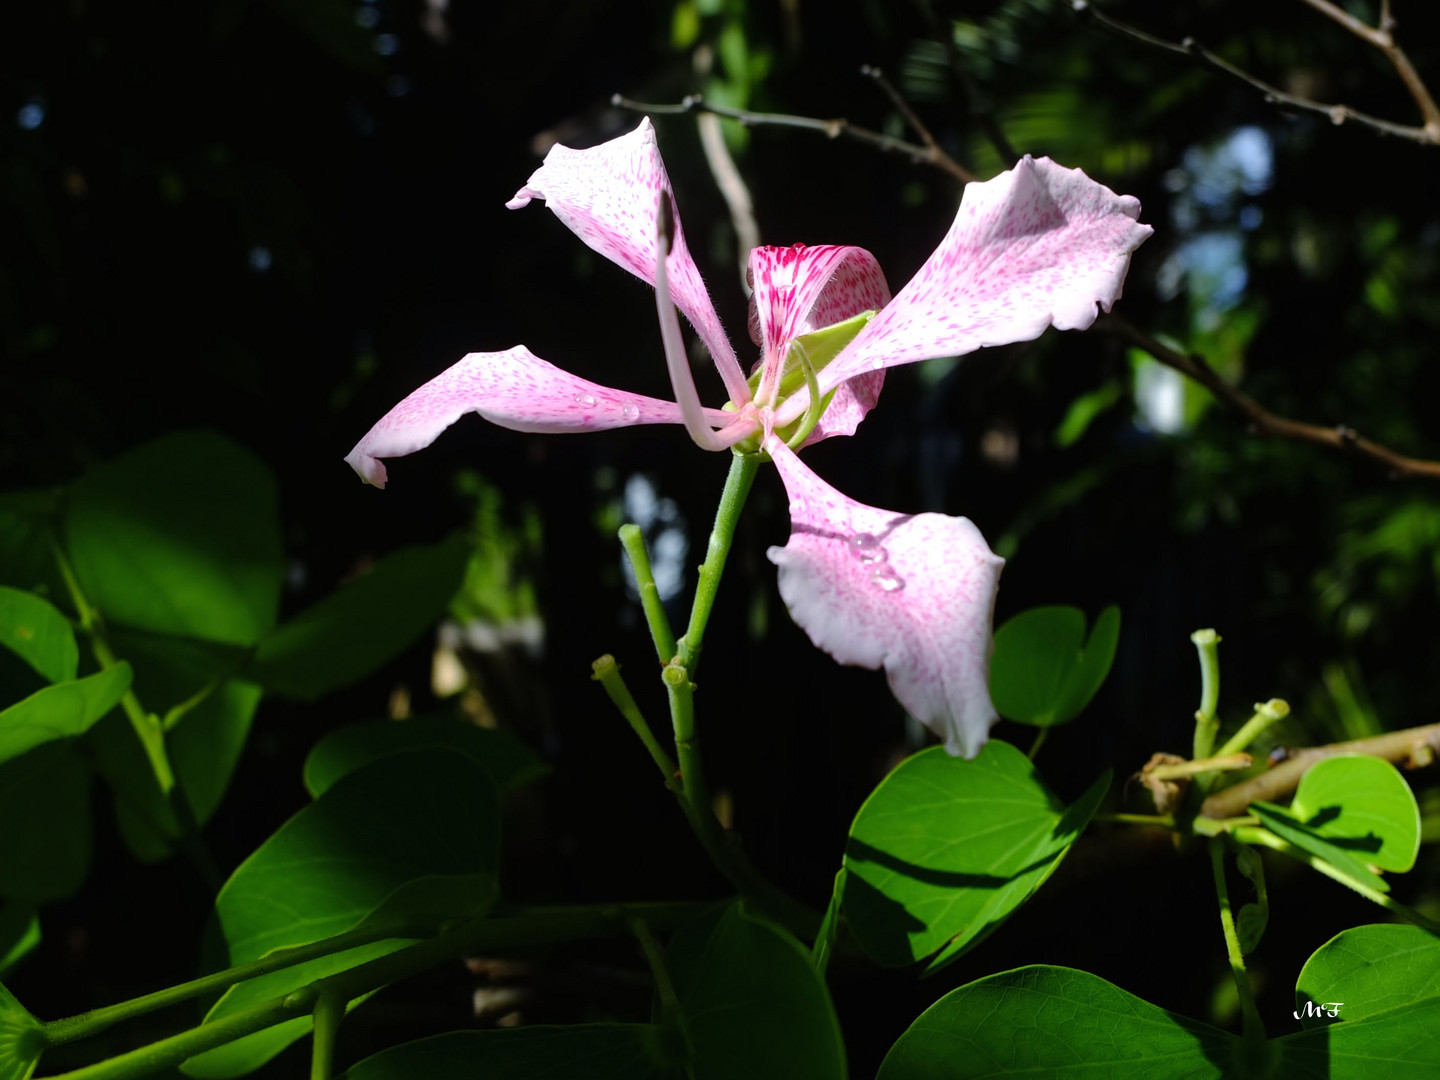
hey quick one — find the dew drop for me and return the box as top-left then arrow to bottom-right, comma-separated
848,532 -> 888,565
870,568 -> 905,592
574,393 -> 596,407
622,403 -> 640,421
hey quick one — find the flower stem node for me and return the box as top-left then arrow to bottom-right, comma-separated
661,663 -> 690,689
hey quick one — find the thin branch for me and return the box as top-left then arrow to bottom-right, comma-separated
1200,721 -> 1440,818
910,0 -> 1018,162
860,65 -> 976,181
1102,314 -> 1440,482
1070,0 -> 1440,145
611,92 -> 973,183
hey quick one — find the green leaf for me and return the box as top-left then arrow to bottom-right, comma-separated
182,749 -> 501,1078
0,905 -> 39,979
667,903 -> 846,1080
249,533 -> 470,700
0,491 -> 63,601
811,868 -> 846,977
0,588 -> 77,684
843,742 -> 1109,970
1251,755 -> 1421,892
1289,755 -> 1420,872
339,1025 -> 682,1079
877,965 -> 1240,1079
0,742 -> 92,901
1294,924 -> 1440,1030
0,980 -> 43,1080
1273,997 -> 1440,1077
0,663 -> 131,764
304,715 -> 547,799
63,431 -> 283,646
990,605 -> 1120,727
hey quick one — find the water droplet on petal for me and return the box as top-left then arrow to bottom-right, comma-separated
848,533 -> 887,565
574,393 -> 596,407
622,403 -> 640,421
870,568 -> 905,592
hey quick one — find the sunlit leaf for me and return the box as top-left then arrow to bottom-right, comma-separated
63,431 -> 283,646
0,588 -> 76,685
1294,924 -> 1440,1030
843,742 -> 1108,971
0,663 -> 131,764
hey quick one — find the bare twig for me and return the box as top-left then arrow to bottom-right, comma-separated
610,92 -> 973,183
691,47 -> 761,288
1102,315 -> 1440,482
1200,722 -> 1440,818
860,65 -> 975,180
910,0 -> 1019,162
1070,0 -> 1440,145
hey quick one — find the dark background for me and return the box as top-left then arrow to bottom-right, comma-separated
3,0 -> 1439,1074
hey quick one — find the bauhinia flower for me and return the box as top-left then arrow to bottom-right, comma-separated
346,118 -> 1151,758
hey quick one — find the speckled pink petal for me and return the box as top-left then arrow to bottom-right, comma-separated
764,437 -> 1004,758
507,119 -> 748,404
775,155 -> 1152,429
345,346 -> 728,488
747,244 -> 893,445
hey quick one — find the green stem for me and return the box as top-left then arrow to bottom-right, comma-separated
1209,839 -> 1264,1049
1235,827 -> 1440,933
630,919 -> 681,1026
309,988 -> 344,1080
618,524 -> 678,663
676,452 -> 759,674
38,904 -> 705,1080
1026,727 -> 1049,760
591,655 -> 679,786
1215,699 -> 1290,758
51,540 -> 219,891
1191,629 -> 1222,760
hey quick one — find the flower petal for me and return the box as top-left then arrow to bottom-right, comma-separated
775,155 -> 1152,428
748,244 -> 891,443
345,346 -> 728,488
764,437 -> 1004,758
507,119 -> 749,405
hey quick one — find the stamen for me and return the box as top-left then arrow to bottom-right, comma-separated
655,192 -> 732,452
785,339 -> 827,450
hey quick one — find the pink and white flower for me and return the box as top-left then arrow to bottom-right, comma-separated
346,118 -> 1151,758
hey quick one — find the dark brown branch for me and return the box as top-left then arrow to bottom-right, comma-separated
1200,722 -> 1440,818
1102,315 -> 1440,481
610,93 -> 973,183
1070,0 -> 1440,146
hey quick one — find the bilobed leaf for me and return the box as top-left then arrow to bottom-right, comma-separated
304,715 -> 547,799
1251,755 -> 1420,893
338,1025 -> 682,1079
248,533 -> 470,700
182,749 -> 501,1078
1293,924 -> 1440,1030
63,431 -> 283,646
843,742 -> 1108,970
877,965 -> 1239,1079
0,663 -> 131,764
0,980 -> 43,1080
989,605 -> 1119,727
0,742 -> 92,902
0,588 -> 77,684
666,903 -> 846,1080
0,904 -> 39,979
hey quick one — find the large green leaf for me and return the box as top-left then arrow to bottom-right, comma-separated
339,1025 -> 682,1079
0,980 -> 43,1080
304,715 -> 547,799
0,742 -> 92,901
1251,755 -> 1421,892
1294,924 -> 1440,1029
0,491 -> 64,601
877,965 -> 1240,1079
183,749 -> 501,1078
0,663 -> 130,765
248,533 -> 470,700
1273,998 -> 1440,1078
0,904 -> 39,979
843,742 -> 1109,970
989,605 -> 1120,727
63,431 -> 283,646
0,588 -> 76,685
666,903 -> 845,1080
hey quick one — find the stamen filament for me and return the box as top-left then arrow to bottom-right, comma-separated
785,339 -> 826,449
